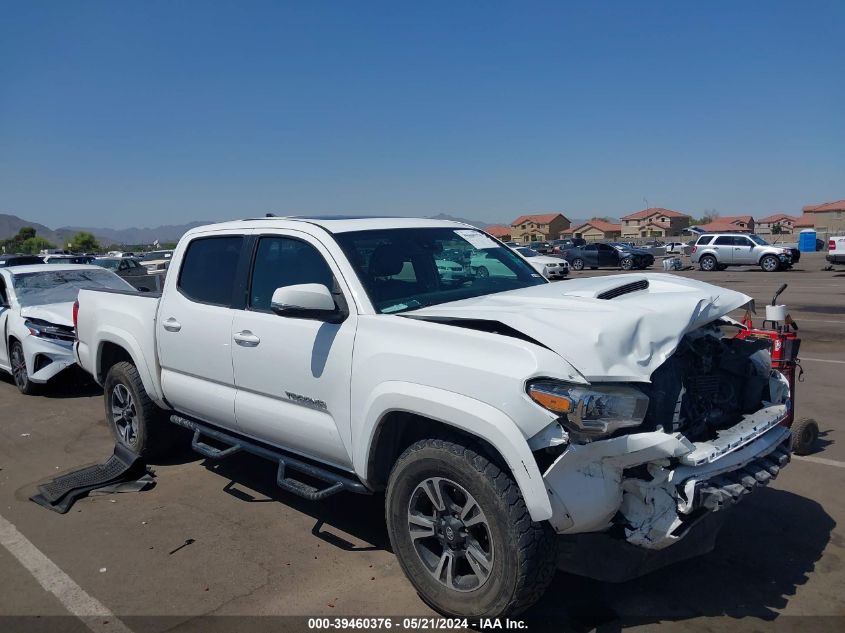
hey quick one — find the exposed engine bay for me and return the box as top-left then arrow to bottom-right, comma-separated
639,324 -> 776,442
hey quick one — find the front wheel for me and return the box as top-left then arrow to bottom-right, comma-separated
385,438 -> 555,618
760,255 -> 780,273
620,257 -> 634,271
103,361 -> 180,460
571,258 -> 584,271
9,340 -> 38,395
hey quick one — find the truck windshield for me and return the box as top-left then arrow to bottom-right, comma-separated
12,269 -> 133,307
334,228 -> 546,314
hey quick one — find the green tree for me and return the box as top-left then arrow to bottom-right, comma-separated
771,222 -> 782,235
17,226 -> 37,241
69,231 -> 101,252
19,236 -> 56,254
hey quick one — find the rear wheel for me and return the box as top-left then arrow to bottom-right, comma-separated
571,258 -> 584,271
699,255 -> 717,271
760,255 -> 780,272
475,266 -> 489,278
103,361 -> 180,460
9,341 -> 38,395
385,438 -> 555,617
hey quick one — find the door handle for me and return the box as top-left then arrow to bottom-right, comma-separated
234,330 -> 260,347
163,318 -> 182,332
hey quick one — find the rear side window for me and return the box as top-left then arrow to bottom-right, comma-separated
697,235 -> 714,245
178,236 -> 244,306
249,237 -> 335,311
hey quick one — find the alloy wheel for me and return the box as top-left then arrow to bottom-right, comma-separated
110,383 -> 139,446
407,477 -> 494,592
10,345 -> 28,391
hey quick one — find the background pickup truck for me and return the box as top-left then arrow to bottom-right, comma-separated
75,217 -> 792,617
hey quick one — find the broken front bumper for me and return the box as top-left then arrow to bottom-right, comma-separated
542,402 -> 792,571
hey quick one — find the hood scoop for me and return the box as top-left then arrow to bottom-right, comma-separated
596,279 -> 649,300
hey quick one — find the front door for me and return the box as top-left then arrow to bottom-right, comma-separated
732,236 -> 756,264
232,233 -> 356,469
157,234 -> 246,430
597,243 -> 618,266
0,275 -> 11,370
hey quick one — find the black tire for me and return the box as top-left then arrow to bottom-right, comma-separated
385,438 -> 556,618
699,255 -> 717,271
103,361 -> 179,460
571,258 -> 584,271
475,266 -> 489,278
791,418 -> 819,456
760,255 -> 780,273
9,340 -> 38,395
620,257 -> 634,271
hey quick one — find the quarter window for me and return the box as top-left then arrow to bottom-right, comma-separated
249,237 -> 335,312
178,236 -> 244,306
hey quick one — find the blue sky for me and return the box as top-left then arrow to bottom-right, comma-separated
1,1 -> 843,228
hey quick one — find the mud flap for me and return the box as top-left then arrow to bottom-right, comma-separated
30,444 -> 154,514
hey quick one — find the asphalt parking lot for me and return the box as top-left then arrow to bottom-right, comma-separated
1,252 -> 843,632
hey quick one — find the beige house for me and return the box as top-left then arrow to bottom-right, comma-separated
756,214 -> 800,235
562,219 -> 622,241
620,208 -> 691,238
510,213 -> 570,244
801,199 -> 845,234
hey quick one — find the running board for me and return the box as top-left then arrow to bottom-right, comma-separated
170,415 -> 370,501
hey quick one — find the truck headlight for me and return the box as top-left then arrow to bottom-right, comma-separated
527,380 -> 649,436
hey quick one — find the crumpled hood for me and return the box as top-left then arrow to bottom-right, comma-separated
410,274 -> 752,382
19,302 -> 75,327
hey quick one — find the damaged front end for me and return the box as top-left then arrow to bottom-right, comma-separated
535,323 -> 792,579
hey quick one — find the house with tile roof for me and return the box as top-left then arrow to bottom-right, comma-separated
561,219 -> 622,241
510,213 -> 570,244
694,215 -> 755,233
620,208 -> 691,238
756,214 -> 800,235
801,199 -> 845,234
484,224 -> 512,240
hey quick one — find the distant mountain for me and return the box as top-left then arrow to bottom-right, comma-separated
0,213 -> 63,245
2,212 -> 498,248
54,221 -> 211,246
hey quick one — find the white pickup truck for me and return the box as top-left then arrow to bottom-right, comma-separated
74,217 -> 792,617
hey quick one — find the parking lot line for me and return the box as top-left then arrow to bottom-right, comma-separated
801,357 -> 845,364
0,512 -> 133,633
793,455 -> 845,469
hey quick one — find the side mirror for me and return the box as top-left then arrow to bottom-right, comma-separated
270,284 -> 346,323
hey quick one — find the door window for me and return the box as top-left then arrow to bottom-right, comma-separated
713,236 -> 735,246
177,236 -> 244,306
249,237 -> 335,312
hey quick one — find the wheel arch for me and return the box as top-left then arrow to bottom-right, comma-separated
95,330 -> 165,406
356,382 -> 553,522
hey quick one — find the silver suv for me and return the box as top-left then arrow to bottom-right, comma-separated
691,233 -> 793,272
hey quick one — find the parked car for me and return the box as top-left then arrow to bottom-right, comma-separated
75,217 -> 793,617
0,264 -> 134,393
529,241 -> 553,254
562,242 -> 654,271
514,246 -> 569,279
92,257 -> 149,278
691,233 -> 794,272
0,255 -> 44,267
664,242 -> 688,255
550,238 -> 586,254
503,241 -> 520,248
828,235 -> 845,265
43,255 -> 96,265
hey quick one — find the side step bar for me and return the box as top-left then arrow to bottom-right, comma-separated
170,415 -> 370,501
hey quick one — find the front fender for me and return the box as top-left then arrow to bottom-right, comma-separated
355,381 -> 553,522
95,327 -> 165,406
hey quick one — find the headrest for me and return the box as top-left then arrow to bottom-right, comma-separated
369,244 -> 405,277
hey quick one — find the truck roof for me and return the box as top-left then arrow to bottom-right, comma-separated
187,216 -> 476,236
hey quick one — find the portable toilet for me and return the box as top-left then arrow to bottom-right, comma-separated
799,228 -> 817,252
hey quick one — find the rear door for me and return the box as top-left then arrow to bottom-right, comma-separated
157,233 -> 248,429
231,232 -> 356,468
712,236 -> 736,263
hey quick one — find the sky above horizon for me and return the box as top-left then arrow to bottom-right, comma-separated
1,1 -> 843,229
